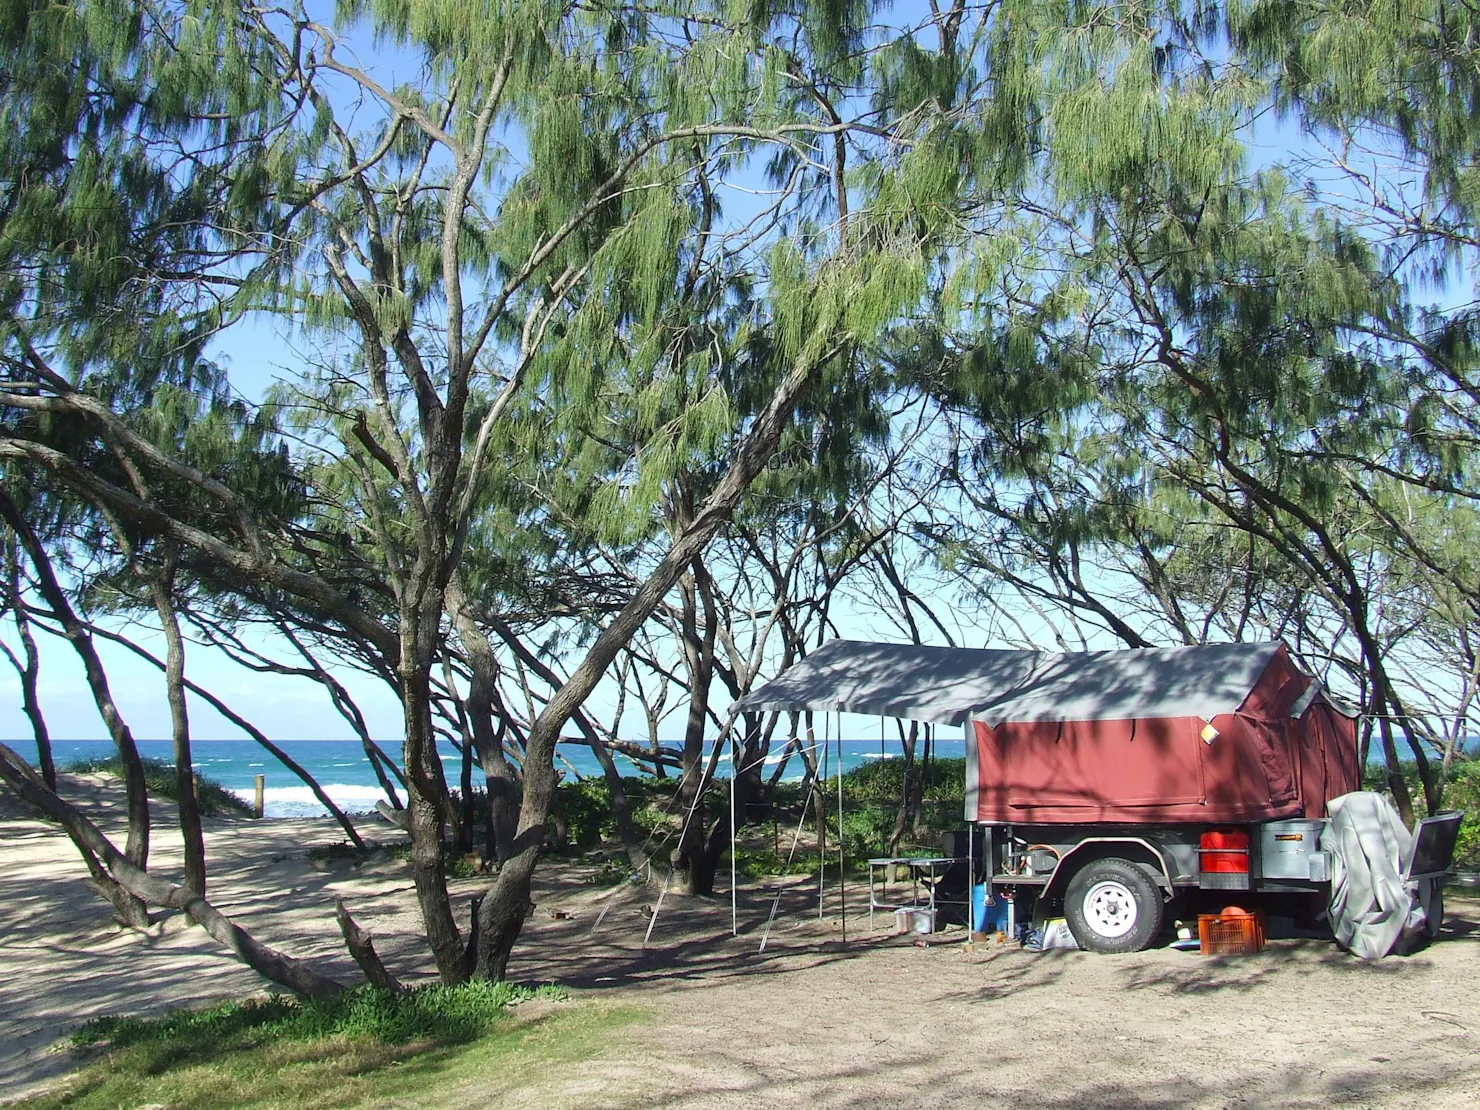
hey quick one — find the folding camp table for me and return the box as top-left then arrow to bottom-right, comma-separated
867,856 -> 967,932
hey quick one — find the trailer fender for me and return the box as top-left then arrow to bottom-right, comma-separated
1042,838 -> 1176,904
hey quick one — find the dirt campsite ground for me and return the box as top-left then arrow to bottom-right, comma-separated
2,775 -> 1477,1110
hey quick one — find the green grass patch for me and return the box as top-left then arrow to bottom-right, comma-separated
72,980 -> 565,1050
63,755 -> 252,817
23,983 -> 636,1110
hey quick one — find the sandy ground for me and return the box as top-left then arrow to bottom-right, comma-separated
2,775 -> 1478,1109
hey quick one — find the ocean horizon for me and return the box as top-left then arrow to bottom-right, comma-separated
9,737 -> 968,818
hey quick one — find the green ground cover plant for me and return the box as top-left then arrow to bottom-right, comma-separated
63,755 -> 252,818
72,981 -> 565,1049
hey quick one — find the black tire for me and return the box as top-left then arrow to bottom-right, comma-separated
1064,858 -> 1165,954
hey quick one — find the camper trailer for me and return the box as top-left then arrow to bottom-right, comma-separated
736,639 -> 1462,953
962,640 -> 1356,951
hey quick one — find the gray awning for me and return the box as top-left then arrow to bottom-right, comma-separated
732,639 -> 1285,726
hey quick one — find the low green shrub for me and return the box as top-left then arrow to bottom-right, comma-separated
546,775 -> 675,850
837,756 -> 966,806
452,776 -> 677,853
581,854 -> 642,886
1444,761 -> 1479,870
836,802 -> 896,862
732,844 -> 819,878
1359,758 -> 1478,871
64,755 -> 252,817
552,778 -> 618,848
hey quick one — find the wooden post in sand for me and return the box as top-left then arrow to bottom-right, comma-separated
253,774 -> 265,819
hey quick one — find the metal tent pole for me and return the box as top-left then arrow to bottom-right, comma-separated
837,711 -> 846,946
643,868 -> 672,949
818,711 -> 827,921
730,729 -> 738,937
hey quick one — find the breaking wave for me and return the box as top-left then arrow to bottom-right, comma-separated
228,783 -> 390,819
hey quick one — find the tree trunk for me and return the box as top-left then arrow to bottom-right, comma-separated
697,712 -> 768,891
0,741 -> 344,999
673,563 -> 717,895
913,723 -> 935,837
442,650 -> 478,855
1356,620 -> 1422,823
401,668 -> 465,982
459,729 -> 476,853
888,721 -> 919,855
149,558 -> 206,895
484,603 -> 649,873
469,343 -> 839,978
796,717 -> 828,868
335,899 -> 404,993
1375,710 -> 1414,826
3,532 -> 54,788
0,490 -> 150,923
482,724 -> 519,866
448,585 -> 520,863
1384,687 -> 1439,816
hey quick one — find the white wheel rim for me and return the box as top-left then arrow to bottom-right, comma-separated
1083,880 -> 1138,939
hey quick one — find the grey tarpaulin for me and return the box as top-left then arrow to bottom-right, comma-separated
732,639 -> 1283,726
1324,792 -> 1437,959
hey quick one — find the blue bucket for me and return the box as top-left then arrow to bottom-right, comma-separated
972,883 -> 1011,933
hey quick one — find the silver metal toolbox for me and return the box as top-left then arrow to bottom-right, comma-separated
1259,819 -> 1328,881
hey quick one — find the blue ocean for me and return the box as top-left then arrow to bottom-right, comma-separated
12,737 -> 966,818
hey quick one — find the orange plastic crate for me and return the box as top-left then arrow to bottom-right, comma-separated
1197,910 -> 1266,955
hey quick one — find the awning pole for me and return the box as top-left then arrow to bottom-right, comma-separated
837,711 -> 846,946
759,725 -> 818,956
818,710 -> 827,921
730,729 -> 738,937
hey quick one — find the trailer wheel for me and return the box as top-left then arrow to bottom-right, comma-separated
1064,858 -> 1164,954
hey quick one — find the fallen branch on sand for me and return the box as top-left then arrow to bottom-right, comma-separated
335,899 -> 404,993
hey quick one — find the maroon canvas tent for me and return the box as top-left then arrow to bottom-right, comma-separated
968,643 -> 1358,824
735,639 -> 1359,825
